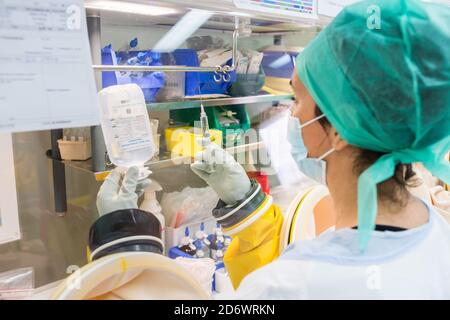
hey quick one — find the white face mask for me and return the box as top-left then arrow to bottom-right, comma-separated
287,114 -> 335,185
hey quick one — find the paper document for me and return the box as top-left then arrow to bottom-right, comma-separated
0,0 -> 99,133
0,134 -> 20,245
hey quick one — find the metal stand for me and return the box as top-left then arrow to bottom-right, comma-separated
49,129 -> 67,215
87,11 -> 107,173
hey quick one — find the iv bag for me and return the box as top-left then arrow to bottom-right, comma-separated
98,84 -> 155,173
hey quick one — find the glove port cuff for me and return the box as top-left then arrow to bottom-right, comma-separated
213,180 -> 267,229
89,209 -> 163,261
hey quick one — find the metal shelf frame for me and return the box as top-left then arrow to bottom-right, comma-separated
147,94 -> 293,111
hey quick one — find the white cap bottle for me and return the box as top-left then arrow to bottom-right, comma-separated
140,180 -> 165,253
194,224 -> 211,258
214,227 -> 225,244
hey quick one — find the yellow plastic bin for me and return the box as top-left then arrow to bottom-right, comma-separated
165,126 -> 222,158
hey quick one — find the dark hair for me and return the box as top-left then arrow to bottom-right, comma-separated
315,106 -> 418,208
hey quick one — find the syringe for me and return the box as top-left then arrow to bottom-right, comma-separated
200,102 -> 211,144
198,102 -> 215,173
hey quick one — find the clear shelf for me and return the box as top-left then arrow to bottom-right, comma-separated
147,93 -> 293,111
61,141 -> 265,181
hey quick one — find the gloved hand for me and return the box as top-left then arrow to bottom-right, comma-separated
96,166 -> 151,216
191,143 -> 251,205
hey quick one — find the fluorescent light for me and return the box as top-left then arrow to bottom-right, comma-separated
85,1 -> 178,16
153,9 -> 214,52
269,54 -> 293,69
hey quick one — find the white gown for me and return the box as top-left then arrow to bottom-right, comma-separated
226,201 -> 450,300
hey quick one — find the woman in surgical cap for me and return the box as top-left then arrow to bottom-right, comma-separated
94,0 -> 450,299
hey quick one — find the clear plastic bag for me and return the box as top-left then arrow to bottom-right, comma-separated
0,267 -> 34,300
175,257 -> 216,294
161,187 -> 219,228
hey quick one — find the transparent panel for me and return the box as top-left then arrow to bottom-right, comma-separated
0,0 -> 321,290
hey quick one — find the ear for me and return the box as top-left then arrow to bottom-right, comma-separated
328,127 -> 349,151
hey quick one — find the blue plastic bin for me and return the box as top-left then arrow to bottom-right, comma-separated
169,49 -> 236,96
101,47 -> 165,102
262,51 -> 299,79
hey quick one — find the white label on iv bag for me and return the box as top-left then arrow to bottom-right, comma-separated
99,84 -> 155,167
110,107 -> 153,152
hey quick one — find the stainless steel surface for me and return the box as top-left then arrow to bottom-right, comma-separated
0,132 -> 100,288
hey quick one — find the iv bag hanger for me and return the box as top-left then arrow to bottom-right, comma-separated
213,17 -> 240,83
93,17 -> 240,83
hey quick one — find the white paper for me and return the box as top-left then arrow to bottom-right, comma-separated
318,0 -> 360,17
0,0 -> 99,133
0,133 -> 20,245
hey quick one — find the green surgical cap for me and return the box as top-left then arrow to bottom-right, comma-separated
296,0 -> 450,251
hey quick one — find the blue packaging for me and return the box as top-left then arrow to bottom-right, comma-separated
167,49 -> 236,96
101,46 -> 165,102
